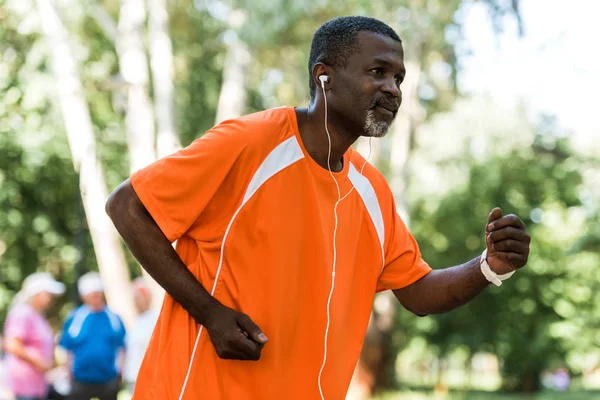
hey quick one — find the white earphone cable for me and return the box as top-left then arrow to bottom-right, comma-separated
339,138 -> 372,202
317,78 -> 342,400
317,80 -> 372,399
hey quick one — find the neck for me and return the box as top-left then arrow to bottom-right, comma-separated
295,102 -> 360,172
86,304 -> 105,312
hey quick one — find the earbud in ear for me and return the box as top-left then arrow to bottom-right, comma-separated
319,75 -> 329,89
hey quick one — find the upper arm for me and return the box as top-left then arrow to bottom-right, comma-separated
125,124 -> 256,243
4,308 -> 30,342
106,179 -> 145,218
106,179 -> 156,240
392,271 -> 433,316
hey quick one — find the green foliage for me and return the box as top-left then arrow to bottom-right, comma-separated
405,124 -> 599,391
170,1 -> 228,145
0,11 -> 97,324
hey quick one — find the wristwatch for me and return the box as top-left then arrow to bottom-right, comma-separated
479,248 -> 516,286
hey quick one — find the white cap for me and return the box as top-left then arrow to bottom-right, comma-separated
13,272 -> 65,306
78,272 -> 104,297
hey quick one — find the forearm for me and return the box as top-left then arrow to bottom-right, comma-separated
394,256 -> 489,316
5,338 -> 41,366
106,180 -> 222,326
5,338 -> 28,362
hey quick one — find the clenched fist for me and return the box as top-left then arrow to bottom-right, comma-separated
485,207 -> 531,275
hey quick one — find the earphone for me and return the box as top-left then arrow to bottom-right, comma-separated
319,75 -> 329,86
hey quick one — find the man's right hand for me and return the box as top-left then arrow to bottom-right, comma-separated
106,181 -> 268,361
204,304 -> 268,361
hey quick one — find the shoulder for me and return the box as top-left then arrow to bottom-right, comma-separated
104,308 -> 125,330
6,304 -> 34,325
7,304 -> 32,318
69,305 -> 87,318
348,149 -> 393,197
63,305 -> 87,327
223,106 -> 296,135
204,107 -> 297,151
347,148 -> 399,228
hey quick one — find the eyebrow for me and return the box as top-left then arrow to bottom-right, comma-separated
371,58 -> 406,77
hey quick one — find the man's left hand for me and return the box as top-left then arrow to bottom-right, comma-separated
485,207 -> 531,275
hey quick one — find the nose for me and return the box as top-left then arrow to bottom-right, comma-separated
382,77 -> 400,98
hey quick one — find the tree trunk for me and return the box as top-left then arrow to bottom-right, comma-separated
521,370 -> 541,392
87,0 -> 118,42
147,0 -> 181,158
36,0 -> 135,327
117,0 -> 166,309
117,0 -> 156,171
349,292 -> 398,399
215,30 -> 250,124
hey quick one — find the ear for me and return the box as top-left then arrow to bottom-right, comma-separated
312,62 -> 331,90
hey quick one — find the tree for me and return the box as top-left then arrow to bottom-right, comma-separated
117,0 -> 157,172
35,0 -> 135,326
147,0 -> 181,157
84,0 -> 182,308
407,117 -> 594,392
115,0 -> 173,309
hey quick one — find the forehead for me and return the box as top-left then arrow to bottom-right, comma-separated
347,31 -> 404,68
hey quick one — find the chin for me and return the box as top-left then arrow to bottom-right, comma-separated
364,125 -> 390,138
363,109 -> 391,137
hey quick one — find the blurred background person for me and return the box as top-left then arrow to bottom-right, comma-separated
123,277 -> 159,395
3,272 -> 65,400
59,272 -> 126,400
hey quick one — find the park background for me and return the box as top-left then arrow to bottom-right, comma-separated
0,0 -> 599,398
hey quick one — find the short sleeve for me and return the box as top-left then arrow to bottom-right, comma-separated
4,306 -> 31,341
376,198 -> 431,292
130,122 -> 251,243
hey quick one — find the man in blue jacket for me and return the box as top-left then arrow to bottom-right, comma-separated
60,272 -> 126,400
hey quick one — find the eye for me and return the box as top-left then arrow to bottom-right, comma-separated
371,68 -> 384,76
394,75 -> 404,86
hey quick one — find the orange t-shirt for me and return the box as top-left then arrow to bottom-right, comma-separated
130,107 -> 431,399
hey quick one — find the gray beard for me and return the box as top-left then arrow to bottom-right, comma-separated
363,109 -> 391,138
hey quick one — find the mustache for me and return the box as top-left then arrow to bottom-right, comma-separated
369,97 -> 400,112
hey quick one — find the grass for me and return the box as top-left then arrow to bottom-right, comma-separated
373,390 -> 600,400
117,388 -> 600,400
